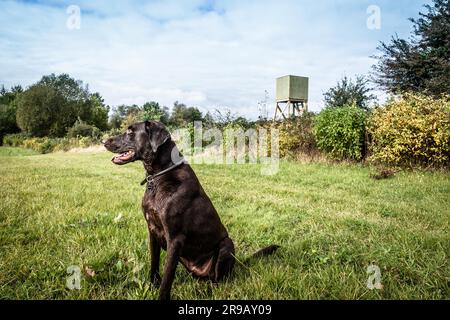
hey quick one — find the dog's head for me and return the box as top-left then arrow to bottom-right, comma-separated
104,120 -> 170,165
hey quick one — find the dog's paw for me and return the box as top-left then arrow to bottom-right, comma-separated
158,291 -> 170,300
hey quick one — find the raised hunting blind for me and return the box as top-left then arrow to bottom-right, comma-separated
274,75 -> 309,120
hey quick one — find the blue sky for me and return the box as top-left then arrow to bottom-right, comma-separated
0,0 -> 431,118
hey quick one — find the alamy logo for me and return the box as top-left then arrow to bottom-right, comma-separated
367,5 -> 381,30
66,5 -> 81,30
171,121 -> 280,175
366,264 -> 382,290
66,265 -> 81,290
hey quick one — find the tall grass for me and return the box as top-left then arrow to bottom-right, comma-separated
0,148 -> 448,299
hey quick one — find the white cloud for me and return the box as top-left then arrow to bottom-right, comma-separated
0,0 -> 427,119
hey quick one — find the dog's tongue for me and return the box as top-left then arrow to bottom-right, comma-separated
112,150 -> 134,164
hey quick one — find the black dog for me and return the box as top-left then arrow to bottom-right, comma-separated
104,120 -> 278,300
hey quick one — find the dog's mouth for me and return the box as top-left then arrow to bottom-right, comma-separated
112,150 -> 136,165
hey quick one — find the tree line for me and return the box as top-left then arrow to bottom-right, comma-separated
1,0 -> 448,144
0,73 -> 253,144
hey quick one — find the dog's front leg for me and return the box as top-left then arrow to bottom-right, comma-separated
159,236 -> 184,300
148,231 -> 161,286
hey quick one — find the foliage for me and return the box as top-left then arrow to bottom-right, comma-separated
113,104 -> 141,118
2,133 -> 30,147
0,85 -> 23,144
21,137 -> 59,154
211,109 -> 254,130
203,111 -> 215,127
15,84 -> 56,137
0,103 -> 20,144
89,93 -> 110,131
372,0 -> 450,97
3,133 -> 98,154
0,85 -> 23,104
368,93 -> 450,167
169,101 -> 204,127
212,109 -> 239,128
67,119 -> 101,139
120,112 -> 142,131
109,113 -> 123,130
259,112 -> 317,158
101,128 -> 122,142
16,74 -> 108,137
79,136 -> 94,148
323,76 -> 376,111
109,102 -> 170,129
314,105 -> 367,160
141,101 -> 170,124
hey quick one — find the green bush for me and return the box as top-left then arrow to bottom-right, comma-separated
67,120 -> 101,140
102,128 -> 122,141
3,134 -> 97,154
258,112 -> 317,158
2,133 -> 29,147
79,136 -> 93,148
21,138 -> 43,153
20,137 -> 56,154
279,112 -> 316,157
52,138 -> 77,152
368,93 -> 450,167
38,137 -> 55,154
0,103 -> 20,145
313,105 -> 367,160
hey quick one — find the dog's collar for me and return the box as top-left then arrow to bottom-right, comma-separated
140,160 -> 185,186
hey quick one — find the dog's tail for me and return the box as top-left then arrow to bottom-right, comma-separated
241,244 -> 280,265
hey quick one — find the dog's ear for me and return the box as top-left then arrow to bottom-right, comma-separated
145,121 -> 170,153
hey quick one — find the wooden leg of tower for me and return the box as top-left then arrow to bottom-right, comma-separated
281,104 -> 286,119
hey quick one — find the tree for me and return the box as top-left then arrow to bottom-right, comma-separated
108,102 -> 170,129
109,102 -> 167,129
323,76 -> 376,110
233,116 -> 251,129
109,113 -> 123,130
141,101 -> 170,124
0,103 -> 20,141
38,74 -> 92,128
114,104 -> 140,118
89,92 -> 109,131
16,74 -> 108,137
109,104 -> 140,129
16,84 -> 58,136
212,109 -> 237,126
0,85 -> 23,105
372,0 -> 450,97
203,111 -> 215,127
0,85 -> 22,143
120,112 -> 142,131
169,101 -> 203,127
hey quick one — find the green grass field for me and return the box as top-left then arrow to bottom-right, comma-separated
0,147 -> 448,299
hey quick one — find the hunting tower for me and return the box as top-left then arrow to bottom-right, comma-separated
274,75 -> 309,120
